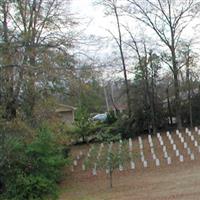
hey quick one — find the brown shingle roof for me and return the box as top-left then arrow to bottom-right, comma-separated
55,104 -> 76,113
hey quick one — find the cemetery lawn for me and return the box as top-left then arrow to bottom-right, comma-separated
60,130 -> 200,200
60,152 -> 200,199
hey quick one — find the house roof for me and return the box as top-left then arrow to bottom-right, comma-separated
55,104 -> 77,113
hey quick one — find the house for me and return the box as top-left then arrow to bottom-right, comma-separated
55,104 -> 76,124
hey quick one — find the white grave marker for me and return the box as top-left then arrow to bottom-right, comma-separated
141,156 -> 145,162
82,164 -> 86,171
119,164 -> 123,171
175,149 -> 180,157
151,148 -> 154,154
73,160 -> 78,166
130,161 -> 135,169
149,142 -> 153,147
166,131 -> 170,136
164,152 -> 168,158
143,160 -> 148,168
181,138 -> 184,143
167,157 -> 171,165
155,159 -> 160,166
190,153 -> 195,160
129,138 -> 133,148
184,142 -> 188,149
163,146 -> 166,152
92,168 -> 97,176
179,155 -> 184,162
187,148 -> 191,155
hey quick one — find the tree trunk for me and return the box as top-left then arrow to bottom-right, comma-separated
149,53 -> 156,134
173,70 -> 182,129
1,1 -> 17,120
109,169 -> 113,189
166,87 -> 173,126
188,87 -> 193,128
104,85 -> 109,112
151,74 -> 156,134
114,6 -> 131,118
25,48 -> 37,120
5,100 -> 17,120
171,46 -> 182,129
186,57 -> 193,128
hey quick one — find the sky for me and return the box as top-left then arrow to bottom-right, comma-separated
71,0 -> 200,47
71,0 -> 126,80
70,0 -> 200,80
71,0 -> 111,37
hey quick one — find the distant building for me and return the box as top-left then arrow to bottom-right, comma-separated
55,104 -> 76,124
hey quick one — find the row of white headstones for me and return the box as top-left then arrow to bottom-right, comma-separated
71,127 -> 200,175
138,127 -> 200,168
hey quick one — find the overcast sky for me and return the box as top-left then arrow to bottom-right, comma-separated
71,0 -> 125,80
71,0 -> 110,36
70,0 -> 200,79
71,1 -> 200,51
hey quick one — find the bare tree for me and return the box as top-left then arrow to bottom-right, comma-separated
180,41 -> 198,128
0,0 -> 18,119
96,0 -> 132,117
186,54 -> 193,128
127,0 -> 200,128
0,0 -> 73,120
124,27 -> 160,134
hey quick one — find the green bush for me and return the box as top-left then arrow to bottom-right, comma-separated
72,106 -> 94,142
105,111 -> 117,124
70,109 -> 121,143
0,126 -> 68,200
0,119 -> 35,140
95,123 -> 121,142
